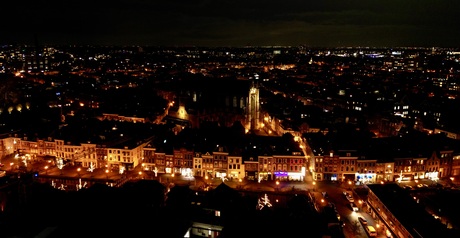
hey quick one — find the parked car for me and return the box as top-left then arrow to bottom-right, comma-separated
350,202 -> 359,212
358,216 -> 367,225
366,225 -> 378,237
404,185 -> 413,190
346,195 -> 354,203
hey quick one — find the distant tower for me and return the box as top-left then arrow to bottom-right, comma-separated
248,74 -> 260,132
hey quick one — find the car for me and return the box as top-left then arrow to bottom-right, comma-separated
346,195 -> 354,203
350,202 -> 359,212
366,225 -> 378,237
358,216 -> 367,225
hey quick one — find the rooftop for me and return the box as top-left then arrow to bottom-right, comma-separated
367,183 -> 458,238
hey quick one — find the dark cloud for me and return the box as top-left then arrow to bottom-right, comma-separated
2,0 -> 460,47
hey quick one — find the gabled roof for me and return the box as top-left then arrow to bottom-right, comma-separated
205,182 -> 241,211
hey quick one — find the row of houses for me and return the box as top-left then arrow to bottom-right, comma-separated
0,133 -> 309,182
310,148 -> 459,185
2,130 -> 460,184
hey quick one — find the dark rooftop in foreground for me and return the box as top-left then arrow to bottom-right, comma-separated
366,183 -> 459,238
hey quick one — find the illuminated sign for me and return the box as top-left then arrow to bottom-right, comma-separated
274,171 -> 288,176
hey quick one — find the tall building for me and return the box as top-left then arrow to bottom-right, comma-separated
247,75 -> 260,132
23,35 -> 52,73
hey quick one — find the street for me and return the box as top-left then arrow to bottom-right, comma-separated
310,180 -> 390,238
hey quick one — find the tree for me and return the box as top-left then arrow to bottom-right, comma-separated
350,220 -> 362,236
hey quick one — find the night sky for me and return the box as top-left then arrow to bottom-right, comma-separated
3,0 -> 460,47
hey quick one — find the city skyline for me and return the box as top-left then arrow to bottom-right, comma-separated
3,0 -> 460,48
1,40 -> 460,237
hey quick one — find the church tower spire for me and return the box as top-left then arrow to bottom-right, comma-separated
248,74 -> 260,132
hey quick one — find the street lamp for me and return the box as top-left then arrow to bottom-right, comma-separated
312,181 -> 316,191
44,166 -> 48,174
77,168 -> 81,177
105,169 -> 109,179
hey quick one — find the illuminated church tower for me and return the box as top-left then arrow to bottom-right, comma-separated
248,74 -> 260,132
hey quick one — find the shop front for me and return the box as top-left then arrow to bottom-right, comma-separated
258,171 -> 272,181
215,169 -> 227,179
181,168 -> 193,177
245,171 -> 257,181
274,171 -> 288,181
356,173 -> 376,184
425,171 -> 439,182
323,173 -> 338,181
